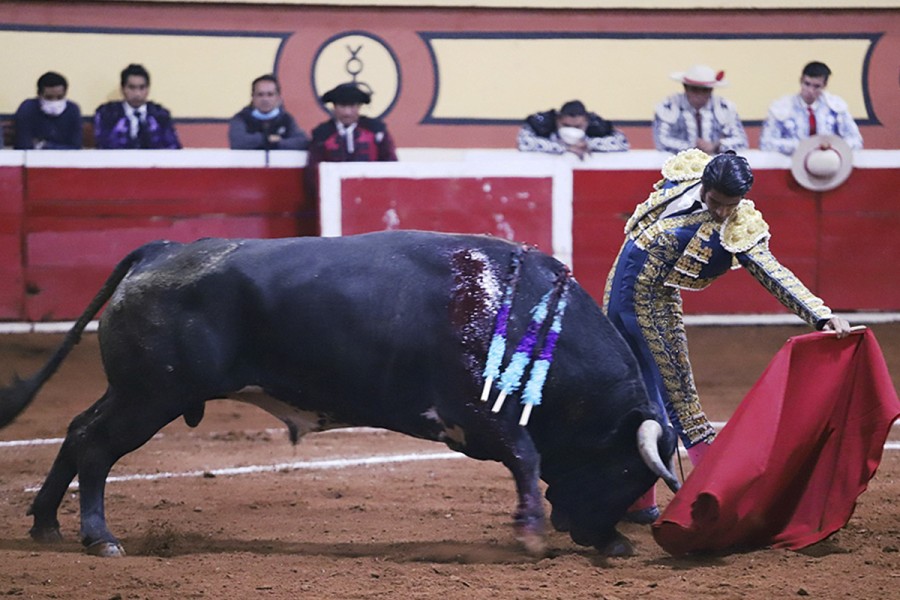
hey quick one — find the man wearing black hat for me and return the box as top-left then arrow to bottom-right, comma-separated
305,82 -> 398,199
517,100 -> 629,159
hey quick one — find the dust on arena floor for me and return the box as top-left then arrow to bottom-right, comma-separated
0,322 -> 897,599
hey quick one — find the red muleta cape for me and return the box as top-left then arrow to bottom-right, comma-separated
653,328 -> 900,555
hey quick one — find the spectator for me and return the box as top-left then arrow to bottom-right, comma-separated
603,150 -> 850,523
305,82 -> 397,198
517,100 -> 629,158
228,74 -> 309,150
760,61 -> 863,156
14,71 -> 82,150
653,64 -> 748,155
94,64 -> 181,149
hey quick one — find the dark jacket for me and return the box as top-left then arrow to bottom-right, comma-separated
525,109 -> 615,139
93,101 -> 181,149
13,98 -> 83,150
228,106 -> 309,150
304,116 -> 398,199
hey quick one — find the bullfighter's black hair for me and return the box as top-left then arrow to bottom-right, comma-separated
702,152 -> 754,197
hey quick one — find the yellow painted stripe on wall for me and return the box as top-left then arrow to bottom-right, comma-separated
428,38 -> 872,122
0,31 -> 285,119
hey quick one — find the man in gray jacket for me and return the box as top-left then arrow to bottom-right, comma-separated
229,74 -> 309,150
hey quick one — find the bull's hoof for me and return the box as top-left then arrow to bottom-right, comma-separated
515,528 -> 547,557
29,526 -> 63,544
596,531 -> 636,557
85,541 -> 126,558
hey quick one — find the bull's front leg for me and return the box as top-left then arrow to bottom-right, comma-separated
500,428 -> 546,556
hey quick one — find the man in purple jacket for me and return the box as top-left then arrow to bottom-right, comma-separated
93,64 -> 181,149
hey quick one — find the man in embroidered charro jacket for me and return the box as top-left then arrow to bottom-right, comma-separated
759,61 -> 863,156
603,150 -> 851,523
517,100 -> 629,158
304,82 -> 397,200
653,65 -> 747,155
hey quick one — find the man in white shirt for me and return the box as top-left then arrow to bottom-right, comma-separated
760,61 -> 863,156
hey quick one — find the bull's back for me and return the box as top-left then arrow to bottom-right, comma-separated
100,233 -> 523,406
98,233 -> 646,431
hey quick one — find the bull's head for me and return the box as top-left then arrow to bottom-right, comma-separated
540,409 -> 679,555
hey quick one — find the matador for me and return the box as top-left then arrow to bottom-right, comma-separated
602,150 -> 850,522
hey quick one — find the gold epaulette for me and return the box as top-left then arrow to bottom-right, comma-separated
720,199 -> 770,253
624,149 -> 712,236
661,148 -> 712,182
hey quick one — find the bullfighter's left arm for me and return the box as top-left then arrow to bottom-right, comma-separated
737,243 -> 833,328
723,200 -> 832,328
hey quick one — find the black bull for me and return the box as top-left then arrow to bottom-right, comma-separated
1,231 -> 678,557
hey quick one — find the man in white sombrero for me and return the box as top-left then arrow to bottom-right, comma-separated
653,64 -> 748,155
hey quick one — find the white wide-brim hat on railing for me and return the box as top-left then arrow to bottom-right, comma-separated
790,135 -> 854,192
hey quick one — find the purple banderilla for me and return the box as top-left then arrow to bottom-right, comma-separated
490,267 -> 570,421
480,248 -> 524,401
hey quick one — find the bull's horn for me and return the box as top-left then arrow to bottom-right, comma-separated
637,420 -> 681,493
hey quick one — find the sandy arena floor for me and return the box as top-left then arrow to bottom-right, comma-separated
0,324 -> 898,599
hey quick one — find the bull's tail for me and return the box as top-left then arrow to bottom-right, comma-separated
0,244 -> 156,428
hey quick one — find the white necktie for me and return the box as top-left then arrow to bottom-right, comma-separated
336,122 -> 357,154
127,105 -> 146,139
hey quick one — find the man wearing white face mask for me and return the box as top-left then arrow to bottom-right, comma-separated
14,71 -> 83,150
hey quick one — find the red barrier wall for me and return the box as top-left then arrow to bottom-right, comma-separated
322,151 -> 900,316
11,153 -> 314,320
340,177 -> 555,251
0,165 -> 24,319
1,149 -> 897,322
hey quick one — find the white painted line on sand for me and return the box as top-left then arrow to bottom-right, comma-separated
0,437 -> 65,447
23,451 -> 465,493
8,421 -> 899,493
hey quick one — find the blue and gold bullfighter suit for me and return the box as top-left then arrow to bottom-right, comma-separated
603,150 -> 833,449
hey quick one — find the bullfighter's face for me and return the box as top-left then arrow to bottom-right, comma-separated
702,186 -> 742,223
